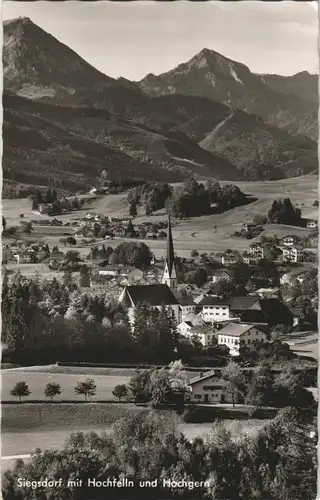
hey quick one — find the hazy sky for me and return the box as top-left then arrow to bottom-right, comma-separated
2,1 -> 319,80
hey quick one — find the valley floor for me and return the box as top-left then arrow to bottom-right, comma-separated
2,175 -> 317,260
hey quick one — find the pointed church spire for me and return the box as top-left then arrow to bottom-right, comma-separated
162,211 -> 178,289
166,211 -> 175,275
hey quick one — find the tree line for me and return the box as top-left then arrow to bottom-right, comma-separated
1,278 -> 184,366
267,198 -> 302,226
3,272 -> 311,369
126,361 -> 315,413
87,241 -> 153,269
2,407 -> 316,499
127,182 -> 172,216
126,179 -> 248,218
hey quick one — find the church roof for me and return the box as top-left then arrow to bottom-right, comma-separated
124,284 -> 179,307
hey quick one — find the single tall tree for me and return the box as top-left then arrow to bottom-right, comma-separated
112,384 -> 128,402
79,265 -> 91,288
10,381 -> 31,403
129,200 -> 138,218
221,362 -> 246,407
45,383 -> 62,402
75,378 -> 97,401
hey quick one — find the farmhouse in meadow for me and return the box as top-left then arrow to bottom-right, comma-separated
187,370 -> 239,404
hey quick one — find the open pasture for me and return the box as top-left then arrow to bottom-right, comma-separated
2,195 -> 97,226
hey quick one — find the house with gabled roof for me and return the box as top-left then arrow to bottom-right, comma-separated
185,324 -> 218,347
177,321 -> 194,337
211,269 -> 232,284
177,283 -> 199,296
229,296 -> 295,326
243,252 -> 260,265
307,220 -> 317,230
217,323 -> 268,356
282,245 -> 304,263
280,267 -> 309,286
221,251 -> 240,266
197,295 -> 231,323
249,242 -> 274,261
282,235 -> 301,247
187,370 -> 238,404
178,295 -> 197,320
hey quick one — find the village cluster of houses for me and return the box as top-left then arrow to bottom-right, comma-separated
119,281 -> 297,356
115,216 -> 304,360
74,212 -> 168,241
176,293 -> 296,354
3,243 -> 52,265
221,231 -> 317,266
3,212 -> 317,404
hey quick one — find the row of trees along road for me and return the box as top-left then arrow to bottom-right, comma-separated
9,379 -> 98,402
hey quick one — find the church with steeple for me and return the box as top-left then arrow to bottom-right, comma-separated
161,213 -> 178,291
119,212 -> 181,327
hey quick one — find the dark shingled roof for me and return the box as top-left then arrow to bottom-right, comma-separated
125,284 -> 179,307
239,298 -> 294,326
189,370 -> 217,385
178,296 -> 196,306
230,296 -> 260,311
190,325 -> 215,335
218,323 -> 265,337
230,296 -> 294,325
259,298 -> 294,325
198,296 -> 231,306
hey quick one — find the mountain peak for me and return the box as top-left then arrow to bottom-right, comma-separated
3,16 -> 32,26
3,17 -> 115,100
188,47 -> 221,69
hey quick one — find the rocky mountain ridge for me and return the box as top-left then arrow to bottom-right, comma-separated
3,17 -> 318,192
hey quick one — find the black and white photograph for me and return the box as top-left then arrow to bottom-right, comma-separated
1,1 -> 318,499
